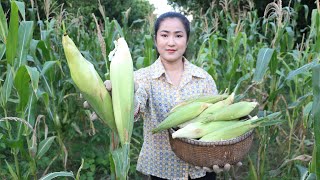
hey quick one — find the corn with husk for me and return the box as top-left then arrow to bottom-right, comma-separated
109,37 -> 134,146
151,102 -> 210,134
169,94 -> 228,114
178,92 -> 235,128
199,113 -> 282,141
62,34 -> 117,132
200,101 -> 258,123
172,120 -> 239,139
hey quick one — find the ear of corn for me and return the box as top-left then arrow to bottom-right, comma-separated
169,94 -> 228,114
178,93 -> 235,127
198,92 -> 235,117
172,120 -> 239,139
199,116 -> 259,141
62,34 -> 117,131
199,112 -> 282,141
109,37 -> 134,146
200,101 -> 258,123
152,102 -> 210,134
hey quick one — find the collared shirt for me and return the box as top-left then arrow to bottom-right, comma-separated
134,58 -> 218,179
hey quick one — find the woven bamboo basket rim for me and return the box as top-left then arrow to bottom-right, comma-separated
168,128 -> 254,146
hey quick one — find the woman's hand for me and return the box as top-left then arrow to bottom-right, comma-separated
195,162 -> 242,173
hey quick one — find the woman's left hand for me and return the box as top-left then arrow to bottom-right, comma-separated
195,162 -> 242,173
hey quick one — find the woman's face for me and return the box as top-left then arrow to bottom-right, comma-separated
155,18 -> 188,63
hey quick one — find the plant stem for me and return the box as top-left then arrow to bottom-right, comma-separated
2,108 -> 21,178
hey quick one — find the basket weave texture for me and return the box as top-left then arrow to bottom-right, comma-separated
168,128 -> 254,167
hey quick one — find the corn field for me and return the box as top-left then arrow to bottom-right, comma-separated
0,0 -> 319,179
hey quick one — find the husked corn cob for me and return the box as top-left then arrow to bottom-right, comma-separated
152,102 -> 210,134
200,101 -> 258,123
169,94 -> 228,114
109,38 -> 134,145
172,120 -> 239,139
62,34 -> 116,131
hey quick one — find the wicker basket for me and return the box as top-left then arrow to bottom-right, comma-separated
168,128 -> 254,167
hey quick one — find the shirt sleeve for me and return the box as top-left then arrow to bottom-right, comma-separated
133,71 -> 149,121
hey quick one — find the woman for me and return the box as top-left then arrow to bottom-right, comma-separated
87,12 -> 229,179
133,12 -> 218,180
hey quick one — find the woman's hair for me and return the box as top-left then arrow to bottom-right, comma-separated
154,12 -> 190,41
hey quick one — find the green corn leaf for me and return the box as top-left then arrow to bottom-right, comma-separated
1,65 -> 14,106
111,143 -> 130,180
37,136 -> 56,159
6,1 -> 19,66
39,171 -> 74,180
41,61 -> 58,76
295,164 -> 309,180
253,48 -> 275,83
14,1 -> 25,21
0,3 -> 8,43
0,43 -> 5,60
14,65 -> 39,112
5,160 -> 18,180
16,21 -> 34,67
25,92 -> 36,127
286,60 -> 318,81
311,64 -> 320,178
248,156 -> 258,180
306,173 -> 316,180
26,65 -> 40,93
14,66 -> 31,112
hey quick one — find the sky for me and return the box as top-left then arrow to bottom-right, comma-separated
148,0 -> 174,16
148,0 -> 193,21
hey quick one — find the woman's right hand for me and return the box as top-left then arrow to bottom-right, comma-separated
83,80 -> 112,121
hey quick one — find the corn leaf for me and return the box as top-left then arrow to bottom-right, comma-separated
41,61 -> 58,76
14,1 -> 25,21
286,60 -> 318,81
248,156 -> 258,180
0,43 -> 5,60
295,164 -> 309,180
6,1 -> 19,66
16,21 -> 34,67
14,66 -> 31,112
111,143 -> 130,180
26,92 -> 36,127
311,64 -> 320,178
39,171 -> 74,180
306,173 -> 316,180
37,136 -> 56,159
253,48 -> 274,83
5,160 -> 18,180
0,3 -> 8,43
143,34 -> 156,67
1,65 -> 14,106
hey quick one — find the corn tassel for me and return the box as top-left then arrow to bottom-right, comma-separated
62,34 -> 116,131
200,101 -> 258,123
152,102 -> 210,134
172,120 -> 239,139
109,37 -> 134,146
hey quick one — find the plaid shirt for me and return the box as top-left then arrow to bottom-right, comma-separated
134,58 -> 217,179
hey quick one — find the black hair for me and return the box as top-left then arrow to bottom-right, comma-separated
154,12 -> 190,41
